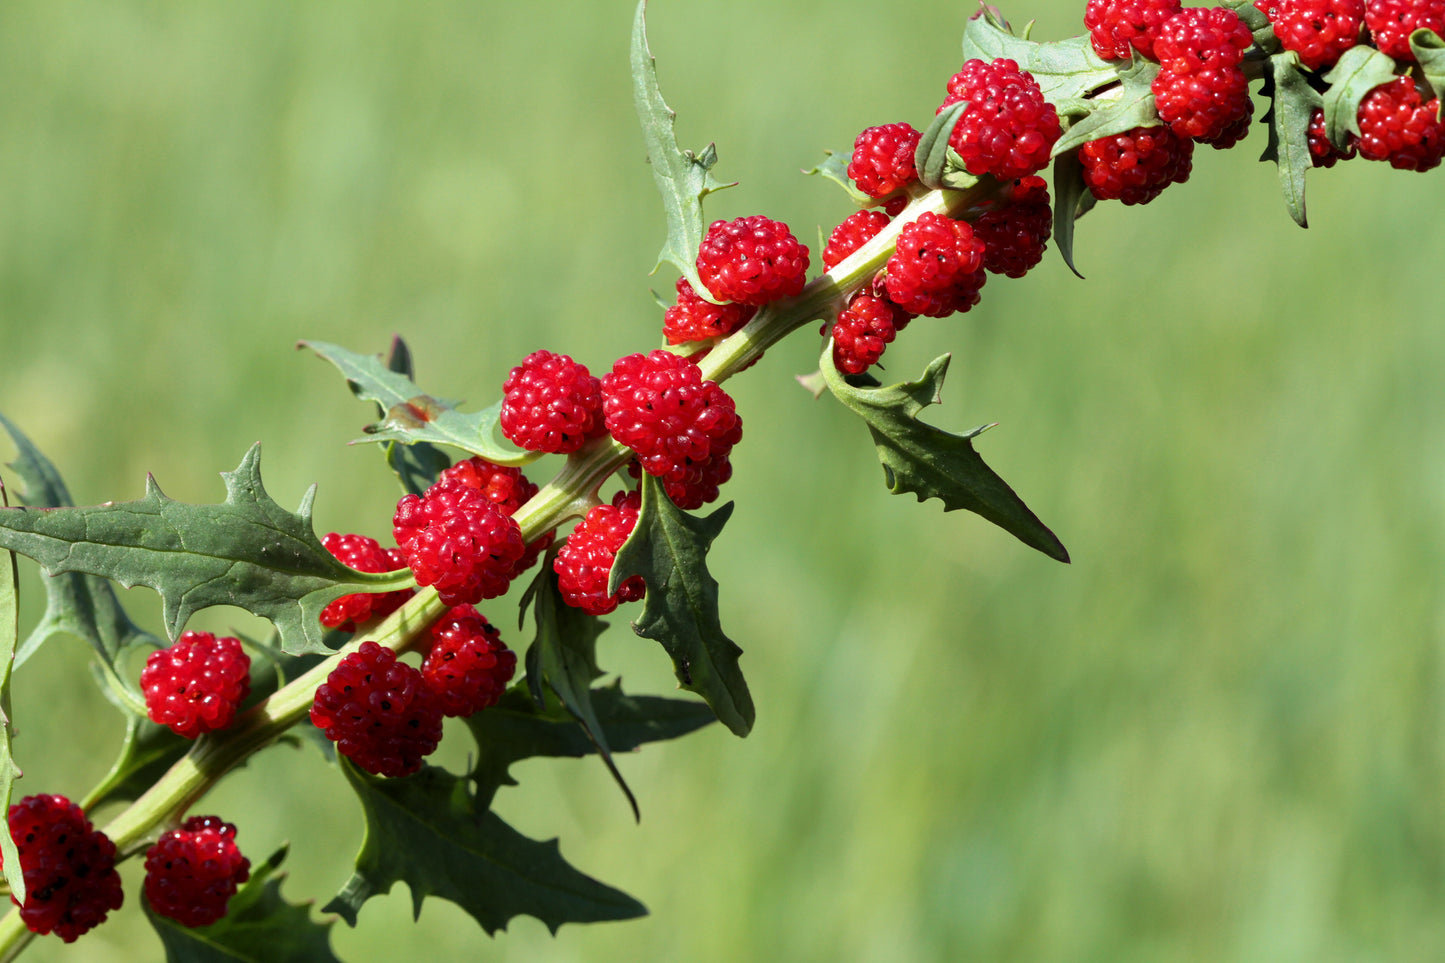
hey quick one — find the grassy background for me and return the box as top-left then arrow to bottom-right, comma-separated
2,1 -> 1444,960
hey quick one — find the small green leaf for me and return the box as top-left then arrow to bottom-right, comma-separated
1322,45 -> 1399,144
0,445 -> 407,655
822,350 -> 1069,563
1261,51 -> 1320,229
1219,0 -> 1278,44
0,478 -> 23,905
610,475 -> 754,736
1051,57 -> 1162,157
147,845 -> 341,963
1051,150 -> 1090,279
526,565 -> 639,820
803,151 -> 873,205
961,7 -> 1119,101
324,761 -> 646,934
917,101 -> 969,190
631,0 -> 734,300
1411,29 -> 1445,112
300,340 -> 535,468
379,336 -> 453,496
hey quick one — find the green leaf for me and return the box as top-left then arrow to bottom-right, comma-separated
821,350 -> 1070,563
610,475 -> 754,736
0,444 -> 407,656
526,565 -> 639,819
300,340 -> 535,468
0,478 -> 23,905
1411,29 -> 1445,113
631,0 -> 734,301
1322,45 -> 1399,144
961,7 -> 1119,101
802,151 -> 873,205
1051,150 -> 1090,279
379,336 -> 453,496
1260,52 -> 1320,229
324,761 -> 646,934
0,412 -> 161,675
147,845 -> 341,963
1220,0 -> 1279,45
1051,57 -> 1162,157
916,101 -> 969,190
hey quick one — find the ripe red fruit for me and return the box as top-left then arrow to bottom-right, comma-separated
1364,0 -> 1445,59
310,640 -> 444,777
1150,7 -> 1254,142
555,491 -> 645,616
320,533 -> 414,631
393,480 -> 526,606
1307,107 -> 1357,167
847,123 -> 922,198
141,631 -> 252,739
823,209 -> 891,271
1084,0 -> 1183,59
939,58 -> 1061,180
1355,76 -> 1445,170
662,277 -> 757,345
437,456 -> 551,577
421,604 -> 516,717
972,176 -> 1052,278
143,816 -> 251,928
499,350 -> 605,454
883,211 -> 987,317
1255,0 -> 1363,70
4,794 -> 124,942
1079,125 -> 1195,204
695,215 -> 810,306
829,295 -> 911,375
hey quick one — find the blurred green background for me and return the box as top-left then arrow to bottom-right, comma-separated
2,0 -> 1443,960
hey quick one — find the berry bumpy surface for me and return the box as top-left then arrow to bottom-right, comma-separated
1254,0 -> 1363,70
663,277 -> 757,345
1150,7 -> 1254,142
310,640 -> 444,777
1364,0 -> 1445,59
140,631 -> 252,739
695,215 -> 810,306
1355,77 -> 1445,171
972,175 -> 1052,278
883,210 -> 987,318
830,295 -> 908,375
847,123 -> 922,198
555,491 -> 645,616
421,604 -> 516,717
499,349 -> 605,454
1079,125 -> 1195,204
940,58 -> 1061,181
823,210 -> 891,271
320,532 -> 414,631
394,479 -> 526,606
4,795 -> 124,942
438,456 -> 552,576
1084,0 -> 1182,59
143,816 -> 251,928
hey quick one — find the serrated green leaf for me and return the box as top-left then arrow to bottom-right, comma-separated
822,350 -> 1069,563
1051,150 -> 1089,279
148,845 -> 341,963
917,101 -> 969,190
0,412 -> 161,675
467,680 -> 715,808
631,0 -> 734,301
0,478 -> 23,905
379,336 -> 453,496
1411,29 -> 1445,113
302,340 -> 534,468
1261,52 -> 1319,229
610,475 -> 753,736
961,7 -> 1119,101
324,761 -> 646,934
0,444 -> 407,655
526,565 -> 639,819
1051,58 -> 1162,157
802,151 -> 874,205
1322,45 -> 1399,144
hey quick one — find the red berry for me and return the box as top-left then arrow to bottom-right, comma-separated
555,491 -> 645,616
143,816 -> 251,928
438,456 -> 552,577
421,604 -> 516,717
1364,0 -> 1445,59
972,176 -> 1052,278
320,533 -> 414,631
141,631 -> 251,739
939,58 -> 1061,180
847,123 -> 922,198
1151,7 -> 1254,142
310,640 -> 444,777
883,211 -> 987,318
1355,76 -> 1445,170
1084,0 -> 1183,58
695,215 -> 810,306
823,209 -> 891,270
393,480 -> 526,606
4,795 -> 123,942
1307,106 -> 1357,166
601,351 -> 742,507
1079,125 -> 1195,203
1255,0 -> 1363,69
830,295 -> 909,375
500,350 -> 605,454
662,277 -> 757,345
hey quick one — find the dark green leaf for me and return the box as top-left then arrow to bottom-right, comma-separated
467,680 -> 715,809
917,102 -> 969,190
324,761 -> 646,934
0,444 -> 408,656
1411,29 -> 1445,113
0,478 -> 22,904
1322,45 -> 1398,144
302,340 -> 533,468
631,0 -> 734,301
610,475 -> 754,736
380,336 -> 453,496
1051,58 -> 1162,157
1220,0 -> 1279,44
1051,151 -> 1090,279
802,151 -> 873,205
822,350 -> 1069,563
961,7 -> 1119,101
1260,52 -> 1319,229
148,845 -> 341,963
